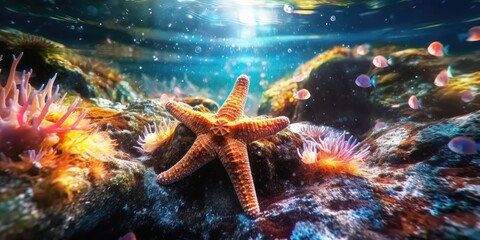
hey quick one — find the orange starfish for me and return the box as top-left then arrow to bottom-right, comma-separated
157,75 -> 290,217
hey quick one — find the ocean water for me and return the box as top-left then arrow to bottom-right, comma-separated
1,0 -> 478,108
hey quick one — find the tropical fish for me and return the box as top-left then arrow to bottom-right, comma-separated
434,70 -> 449,87
461,90 -> 475,102
294,89 -> 311,100
370,75 -> 377,88
372,55 -> 389,68
355,44 -> 370,56
355,74 -> 371,88
428,41 -> 448,56
447,65 -> 453,77
408,95 -> 419,109
293,71 -> 307,82
448,136 -> 479,155
466,26 -> 480,41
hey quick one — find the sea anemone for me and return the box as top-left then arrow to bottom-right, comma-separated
0,52 -> 86,160
136,119 -> 177,153
290,123 -> 330,140
297,140 -> 317,164
0,52 -> 117,203
297,129 -> 370,176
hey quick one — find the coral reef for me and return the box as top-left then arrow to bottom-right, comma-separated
0,53 -> 121,207
0,43 -> 479,240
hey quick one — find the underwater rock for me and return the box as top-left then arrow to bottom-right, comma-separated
257,76 -> 298,119
0,29 -> 143,103
0,159 -> 145,240
366,110 -> 480,166
293,57 -> 374,136
2,109 -> 478,239
371,48 -> 480,121
260,46 -> 480,136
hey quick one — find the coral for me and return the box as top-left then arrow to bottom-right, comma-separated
0,53 -> 118,204
0,52 -> 86,159
297,128 -> 370,176
136,119 -> 177,153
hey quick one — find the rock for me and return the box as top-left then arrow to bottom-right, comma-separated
259,46 -> 480,136
293,57 -> 374,136
0,28 -> 143,103
0,159 -> 145,239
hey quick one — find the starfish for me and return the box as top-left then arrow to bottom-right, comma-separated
157,75 -> 290,217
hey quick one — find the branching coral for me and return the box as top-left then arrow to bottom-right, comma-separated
136,119 -> 177,153
297,126 -> 370,176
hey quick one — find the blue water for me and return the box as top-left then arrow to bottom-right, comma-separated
1,0 -> 479,105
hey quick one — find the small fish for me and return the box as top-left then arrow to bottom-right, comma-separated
370,75 -> 377,88
461,90 -> 475,102
427,41 -> 448,56
355,74 -> 371,88
374,121 -> 387,130
408,95 -> 419,109
448,136 -> 479,155
434,70 -> 449,87
293,71 -> 307,82
466,26 -> 480,42
447,65 -> 453,77
355,44 -> 370,56
294,89 -> 311,100
372,55 -> 389,68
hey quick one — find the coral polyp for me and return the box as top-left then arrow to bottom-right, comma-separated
297,128 -> 370,176
136,119 -> 177,153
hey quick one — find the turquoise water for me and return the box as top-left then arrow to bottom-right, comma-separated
0,0 -> 479,105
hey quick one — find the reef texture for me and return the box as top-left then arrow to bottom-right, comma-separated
1,44 -> 479,240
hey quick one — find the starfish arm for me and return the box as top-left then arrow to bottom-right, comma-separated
156,134 -> 217,184
216,75 -> 249,121
218,138 -> 260,218
231,116 -> 290,142
165,101 -> 212,135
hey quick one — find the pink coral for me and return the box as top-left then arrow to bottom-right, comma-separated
0,52 -> 86,160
